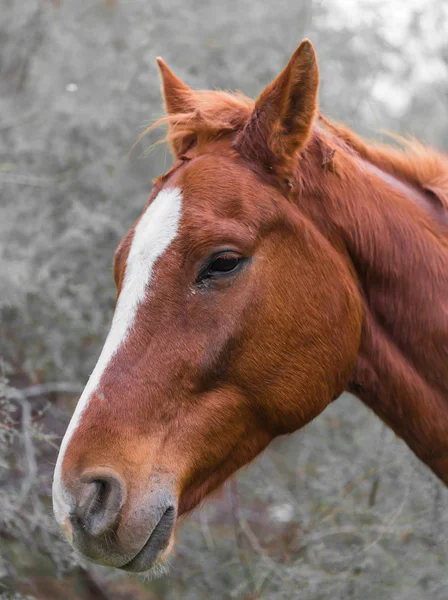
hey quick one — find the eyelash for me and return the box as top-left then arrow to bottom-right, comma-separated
196,251 -> 246,283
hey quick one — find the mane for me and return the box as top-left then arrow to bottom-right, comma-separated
137,90 -> 253,153
318,114 -> 448,210
140,88 -> 448,210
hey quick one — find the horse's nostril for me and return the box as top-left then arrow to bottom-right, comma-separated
74,470 -> 126,537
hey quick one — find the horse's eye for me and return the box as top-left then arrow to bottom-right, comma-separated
210,254 -> 240,273
198,252 -> 244,281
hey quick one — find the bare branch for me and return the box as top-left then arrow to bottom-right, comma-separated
20,383 -> 83,399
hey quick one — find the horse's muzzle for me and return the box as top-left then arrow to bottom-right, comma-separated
55,467 -> 177,572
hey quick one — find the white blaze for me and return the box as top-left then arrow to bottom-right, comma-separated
53,187 -> 183,523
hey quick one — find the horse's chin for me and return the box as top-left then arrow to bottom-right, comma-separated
119,506 -> 177,574
118,534 -> 175,576
123,550 -> 173,580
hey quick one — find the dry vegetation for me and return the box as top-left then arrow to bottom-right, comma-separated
1,0 -> 447,598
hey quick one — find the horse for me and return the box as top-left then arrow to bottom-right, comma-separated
52,40 -> 448,574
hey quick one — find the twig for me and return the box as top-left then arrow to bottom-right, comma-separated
17,399 -> 38,507
228,481 -> 259,596
305,466 -> 377,532
200,510 -> 214,550
228,483 -> 278,572
296,524 -> 413,551
20,382 -> 83,398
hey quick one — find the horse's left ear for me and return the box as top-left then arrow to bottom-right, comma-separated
238,40 -> 319,168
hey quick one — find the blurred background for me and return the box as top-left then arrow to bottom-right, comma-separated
1,1 -> 448,598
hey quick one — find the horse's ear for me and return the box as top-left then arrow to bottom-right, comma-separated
239,40 -> 319,169
156,57 -> 195,116
156,58 -> 196,156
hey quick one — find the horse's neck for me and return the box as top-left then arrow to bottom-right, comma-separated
350,310 -> 448,484
312,151 -> 448,483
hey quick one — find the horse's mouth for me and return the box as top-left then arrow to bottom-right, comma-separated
120,505 -> 176,573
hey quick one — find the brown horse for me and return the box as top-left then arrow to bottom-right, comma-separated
52,40 -> 448,573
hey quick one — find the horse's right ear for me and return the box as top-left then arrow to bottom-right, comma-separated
156,58 -> 196,156
156,58 -> 195,116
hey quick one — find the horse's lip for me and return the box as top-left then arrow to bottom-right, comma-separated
119,506 -> 176,573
